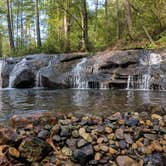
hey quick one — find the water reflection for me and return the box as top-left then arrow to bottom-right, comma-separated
0,89 -> 165,123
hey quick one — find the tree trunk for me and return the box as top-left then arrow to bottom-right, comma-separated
64,0 -> 70,52
6,0 -> 15,49
116,0 -> 120,39
0,34 -> 2,57
94,0 -> 98,42
80,0 -> 89,51
35,0 -> 42,47
104,0 -> 110,43
124,0 -> 133,38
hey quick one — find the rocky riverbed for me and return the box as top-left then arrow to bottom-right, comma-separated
0,108 -> 166,166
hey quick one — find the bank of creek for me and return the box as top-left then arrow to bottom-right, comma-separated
0,49 -> 165,165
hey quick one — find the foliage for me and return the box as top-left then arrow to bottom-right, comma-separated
0,0 -> 166,57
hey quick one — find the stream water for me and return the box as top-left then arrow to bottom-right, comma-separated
0,88 -> 165,123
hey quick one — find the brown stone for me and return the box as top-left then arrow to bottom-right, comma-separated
8,147 -> 20,158
116,155 -> 138,166
95,152 -> 102,161
105,127 -> 112,134
115,129 -> 124,140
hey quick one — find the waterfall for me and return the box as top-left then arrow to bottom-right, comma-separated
9,58 -> 27,88
100,82 -> 109,89
127,53 -> 162,90
35,71 -> 42,87
126,75 -> 134,90
72,58 -> 89,89
0,60 -> 5,88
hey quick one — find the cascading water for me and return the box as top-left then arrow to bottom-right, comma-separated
72,58 -> 89,89
127,53 -> 162,90
9,58 -> 27,88
35,71 -> 42,87
0,60 -> 5,88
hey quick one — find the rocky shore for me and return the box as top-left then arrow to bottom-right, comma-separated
0,110 -> 166,166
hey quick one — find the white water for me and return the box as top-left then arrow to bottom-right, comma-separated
127,53 -> 162,90
9,58 -> 27,88
0,60 -> 5,88
72,58 -> 89,89
35,71 -> 42,87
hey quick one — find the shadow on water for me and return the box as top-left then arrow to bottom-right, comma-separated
0,88 -> 165,123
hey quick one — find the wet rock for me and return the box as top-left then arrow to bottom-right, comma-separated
37,129 -> 50,139
125,117 -> 139,127
52,135 -> 61,142
144,134 -> 157,141
60,126 -> 70,137
160,127 -> 166,134
116,155 -> 138,166
79,128 -> 92,143
19,136 -> 52,162
8,147 -> 20,158
66,138 -> 77,151
73,144 -> 94,165
62,147 -> 72,156
77,139 -> 88,148
51,125 -> 60,135
105,127 -> 112,134
100,145 -> 109,152
94,152 -> 102,161
151,114 -> 162,120
109,147 -> 118,155
72,130 -> 79,138
119,140 -> 127,150
109,112 -> 122,121
143,153 -> 166,166
0,127 -> 18,145
59,119 -> 71,125
115,129 -> 124,140
124,134 -> 133,144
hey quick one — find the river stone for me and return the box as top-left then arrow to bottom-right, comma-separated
72,130 -> 79,138
66,138 -> 77,151
62,147 -> 72,156
160,127 -> 166,134
60,126 -> 70,137
119,140 -> 127,150
99,145 -> 109,152
8,147 -> 20,158
125,117 -> 139,127
116,155 -> 138,166
144,134 -> 157,140
73,144 -> 94,165
105,126 -> 112,134
79,128 -> 92,143
52,135 -> 61,142
37,129 -> 50,139
115,129 -> 124,140
124,134 -> 133,144
77,139 -> 88,148
94,152 -> 102,161
109,147 -> 118,155
19,136 -> 52,162
0,128 -> 18,145
151,114 -> 162,120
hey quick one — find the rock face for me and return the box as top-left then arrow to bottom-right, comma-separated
0,49 -> 166,89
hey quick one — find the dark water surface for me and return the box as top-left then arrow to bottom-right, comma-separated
0,88 -> 165,123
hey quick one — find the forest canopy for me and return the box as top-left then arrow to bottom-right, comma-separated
0,0 -> 166,57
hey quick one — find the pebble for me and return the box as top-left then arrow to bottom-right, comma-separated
105,127 -> 112,134
151,114 -> 162,120
94,152 -> 102,161
8,147 -> 20,158
115,129 -> 124,140
79,128 -> 92,142
116,155 -> 138,166
77,139 -> 88,148
62,147 -> 72,156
